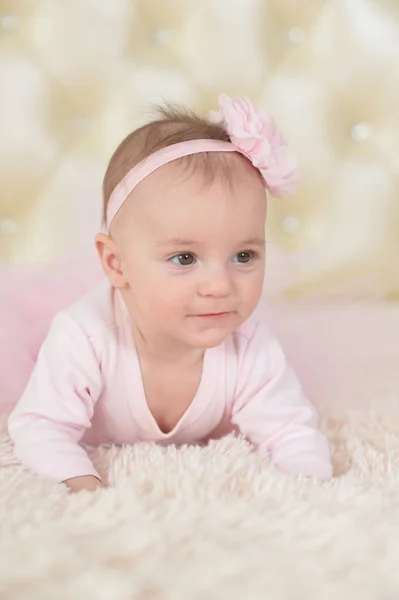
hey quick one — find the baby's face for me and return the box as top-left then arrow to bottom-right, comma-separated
118,159 -> 267,349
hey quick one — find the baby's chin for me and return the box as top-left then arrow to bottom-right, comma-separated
183,328 -> 233,350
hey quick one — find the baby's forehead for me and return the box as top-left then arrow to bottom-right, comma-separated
108,134 -> 265,239
130,157 -> 264,212
122,164 -> 266,239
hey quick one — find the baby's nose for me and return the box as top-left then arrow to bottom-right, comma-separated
198,266 -> 232,298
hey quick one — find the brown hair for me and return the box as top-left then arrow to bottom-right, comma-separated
102,104 -> 249,225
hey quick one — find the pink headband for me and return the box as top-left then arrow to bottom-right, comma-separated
106,93 -> 298,231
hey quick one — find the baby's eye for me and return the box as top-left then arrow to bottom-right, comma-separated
170,253 -> 196,266
233,251 -> 255,264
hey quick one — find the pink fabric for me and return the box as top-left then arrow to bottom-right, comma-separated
210,93 -> 298,198
0,259 -> 103,416
6,282 -> 332,483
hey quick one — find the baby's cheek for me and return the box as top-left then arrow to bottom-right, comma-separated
163,289 -> 189,314
242,274 -> 263,303
148,282 -> 184,314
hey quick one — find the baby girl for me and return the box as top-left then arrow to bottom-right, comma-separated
7,93 -> 333,493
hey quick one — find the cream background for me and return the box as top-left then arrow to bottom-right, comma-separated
0,0 -> 398,299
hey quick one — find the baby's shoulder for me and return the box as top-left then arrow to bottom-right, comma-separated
61,281 -> 118,341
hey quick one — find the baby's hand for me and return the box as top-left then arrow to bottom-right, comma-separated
63,475 -> 105,493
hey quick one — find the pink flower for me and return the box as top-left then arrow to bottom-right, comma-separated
210,93 -> 298,198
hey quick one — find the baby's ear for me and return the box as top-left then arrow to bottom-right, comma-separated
94,233 -> 127,288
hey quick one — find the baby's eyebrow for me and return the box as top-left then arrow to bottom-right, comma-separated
240,238 -> 266,247
156,238 -> 197,247
156,237 -> 266,248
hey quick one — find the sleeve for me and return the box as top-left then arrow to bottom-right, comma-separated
7,311 -> 103,483
231,318 -> 333,480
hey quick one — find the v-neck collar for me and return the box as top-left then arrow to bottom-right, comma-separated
115,291 -> 222,440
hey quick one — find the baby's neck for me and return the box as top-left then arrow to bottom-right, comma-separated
132,323 -> 204,368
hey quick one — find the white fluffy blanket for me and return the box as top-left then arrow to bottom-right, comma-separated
1,398 -> 399,600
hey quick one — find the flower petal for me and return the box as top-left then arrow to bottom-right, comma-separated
211,93 -> 298,197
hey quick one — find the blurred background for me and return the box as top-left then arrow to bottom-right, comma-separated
0,0 -> 398,300
0,0 -> 398,414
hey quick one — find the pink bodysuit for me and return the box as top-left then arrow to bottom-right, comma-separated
7,282 -> 333,482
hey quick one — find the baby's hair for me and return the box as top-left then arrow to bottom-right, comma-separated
102,103 -> 248,225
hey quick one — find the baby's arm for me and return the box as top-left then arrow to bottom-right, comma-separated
232,318 -> 333,480
64,475 -> 104,492
7,311 -> 104,490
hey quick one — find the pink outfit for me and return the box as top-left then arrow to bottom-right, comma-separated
7,282 -> 332,483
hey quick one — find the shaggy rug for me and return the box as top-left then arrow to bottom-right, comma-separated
1,400 -> 399,600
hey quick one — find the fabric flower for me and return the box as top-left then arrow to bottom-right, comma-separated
210,93 -> 298,198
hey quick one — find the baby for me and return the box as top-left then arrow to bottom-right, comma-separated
7,93 -> 333,493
